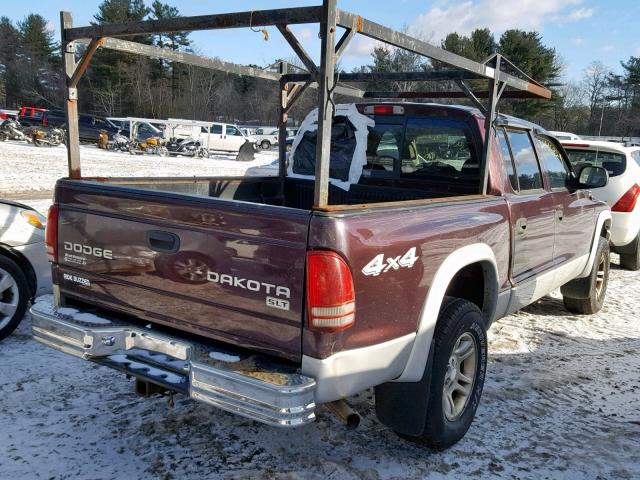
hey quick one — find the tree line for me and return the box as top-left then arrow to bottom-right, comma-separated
1,0 -> 640,136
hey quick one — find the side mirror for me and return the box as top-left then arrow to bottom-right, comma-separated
577,165 -> 609,189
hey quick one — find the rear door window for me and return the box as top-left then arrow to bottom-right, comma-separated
536,136 -> 570,189
497,128 -> 518,191
211,124 -> 222,134
506,130 -> 543,191
564,149 -> 626,177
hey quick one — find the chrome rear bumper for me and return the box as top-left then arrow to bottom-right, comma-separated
30,298 -> 316,427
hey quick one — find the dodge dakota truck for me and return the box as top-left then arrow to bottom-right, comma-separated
31,102 -> 612,449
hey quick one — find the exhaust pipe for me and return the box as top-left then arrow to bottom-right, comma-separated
326,400 -> 360,429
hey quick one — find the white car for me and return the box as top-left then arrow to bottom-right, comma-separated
562,140 -> 640,269
244,158 -> 279,176
550,131 -> 582,141
0,200 -> 52,340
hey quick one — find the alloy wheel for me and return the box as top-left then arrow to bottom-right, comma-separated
442,332 -> 477,421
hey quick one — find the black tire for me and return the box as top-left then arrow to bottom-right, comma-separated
561,237 -> 610,314
0,255 -> 30,341
405,297 -> 487,450
619,234 -> 640,271
260,140 -> 271,150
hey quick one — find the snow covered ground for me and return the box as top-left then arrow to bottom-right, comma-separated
0,140 -> 277,199
0,141 -> 639,479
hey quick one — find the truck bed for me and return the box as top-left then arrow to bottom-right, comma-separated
79,175 -> 481,210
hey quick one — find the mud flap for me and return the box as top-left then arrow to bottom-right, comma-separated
374,337 -> 436,436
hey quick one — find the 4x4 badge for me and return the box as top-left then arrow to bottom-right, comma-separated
362,247 -> 419,276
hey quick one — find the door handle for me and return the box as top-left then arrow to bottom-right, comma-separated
556,209 -> 564,222
516,218 -> 527,233
146,230 -> 180,253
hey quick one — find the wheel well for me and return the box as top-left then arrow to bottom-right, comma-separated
443,261 -> 497,323
0,245 -> 37,299
601,219 -> 611,241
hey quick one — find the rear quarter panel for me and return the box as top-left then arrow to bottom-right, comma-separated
304,197 -> 510,359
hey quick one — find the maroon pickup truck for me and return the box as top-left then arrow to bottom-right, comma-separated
31,103 -> 612,449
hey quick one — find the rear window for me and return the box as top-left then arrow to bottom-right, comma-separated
291,112 -> 480,196
400,117 -> 477,179
564,149 -> 626,177
364,117 -> 478,182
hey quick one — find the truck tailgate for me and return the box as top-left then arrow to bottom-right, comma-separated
53,181 -> 309,360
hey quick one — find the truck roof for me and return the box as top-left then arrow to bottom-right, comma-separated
355,101 -> 542,132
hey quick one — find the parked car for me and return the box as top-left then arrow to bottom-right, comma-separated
0,109 -> 18,121
245,158 -> 278,176
561,140 -> 640,269
549,130 -> 581,141
17,106 -> 47,127
0,200 -> 52,340
32,102 -> 612,449
40,110 -> 121,144
253,126 -> 279,149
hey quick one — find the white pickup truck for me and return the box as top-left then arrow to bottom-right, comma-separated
171,120 -> 257,153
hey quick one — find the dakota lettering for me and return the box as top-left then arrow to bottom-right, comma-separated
207,271 -> 290,298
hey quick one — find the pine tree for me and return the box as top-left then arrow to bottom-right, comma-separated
0,17 -> 21,107
18,14 -> 56,60
87,0 -> 151,115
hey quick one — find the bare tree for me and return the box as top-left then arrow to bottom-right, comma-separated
582,61 -> 612,134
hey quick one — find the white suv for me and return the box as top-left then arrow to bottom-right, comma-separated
562,140 -> 640,269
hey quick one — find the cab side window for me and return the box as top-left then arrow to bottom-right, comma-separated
226,125 -> 241,136
506,129 -> 543,191
536,136 -> 570,189
211,124 -> 222,134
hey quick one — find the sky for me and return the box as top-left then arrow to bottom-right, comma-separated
3,0 -> 639,82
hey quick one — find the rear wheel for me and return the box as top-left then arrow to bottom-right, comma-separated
619,234 -> 640,271
260,140 -> 271,150
400,298 -> 487,450
562,237 -> 610,314
0,256 -> 30,341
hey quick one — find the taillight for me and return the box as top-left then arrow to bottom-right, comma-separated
306,250 -> 355,332
612,184 -> 640,212
363,105 -> 405,115
45,204 -> 59,262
